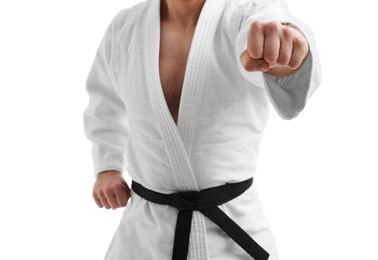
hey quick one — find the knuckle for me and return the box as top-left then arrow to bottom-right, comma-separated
103,187 -> 113,195
264,52 -> 277,63
119,199 -> 128,207
294,46 -> 307,61
114,183 -> 124,191
266,21 -> 281,33
251,21 -> 263,31
240,50 -> 249,63
277,54 -> 290,66
288,59 -> 301,69
97,190 -> 105,198
282,27 -> 292,38
244,63 -> 255,72
250,49 -> 262,59
241,55 -> 254,71
243,65 -> 251,71
293,37 -> 307,49
114,190 -> 124,199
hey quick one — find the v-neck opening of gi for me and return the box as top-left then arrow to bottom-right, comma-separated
144,0 -> 228,191
155,0 -> 207,133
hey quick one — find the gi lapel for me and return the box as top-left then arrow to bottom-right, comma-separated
145,0 -> 227,191
144,2 -> 228,258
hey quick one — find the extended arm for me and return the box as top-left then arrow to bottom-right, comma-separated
234,0 -> 321,120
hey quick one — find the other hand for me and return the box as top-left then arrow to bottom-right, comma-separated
92,170 -> 131,210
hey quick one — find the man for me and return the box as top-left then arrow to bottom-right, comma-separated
83,0 -> 321,259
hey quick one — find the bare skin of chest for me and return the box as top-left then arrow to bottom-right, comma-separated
159,21 -> 195,125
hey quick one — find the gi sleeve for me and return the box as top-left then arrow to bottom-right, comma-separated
234,0 -> 321,120
83,13 -> 129,178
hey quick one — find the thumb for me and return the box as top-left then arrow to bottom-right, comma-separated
240,49 -> 270,72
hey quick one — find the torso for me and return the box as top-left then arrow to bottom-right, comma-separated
158,20 -> 196,125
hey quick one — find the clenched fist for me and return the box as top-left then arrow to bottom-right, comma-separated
240,21 -> 309,77
93,170 -> 131,210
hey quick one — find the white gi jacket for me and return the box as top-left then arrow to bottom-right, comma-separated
83,0 -> 321,259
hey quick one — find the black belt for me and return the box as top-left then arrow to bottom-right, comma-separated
131,177 -> 269,260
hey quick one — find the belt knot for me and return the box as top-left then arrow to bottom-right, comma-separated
168,190 -> 201,211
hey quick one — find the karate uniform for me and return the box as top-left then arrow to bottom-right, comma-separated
83,0 -> 321,259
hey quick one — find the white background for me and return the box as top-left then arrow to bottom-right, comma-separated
0,0 -> 377,259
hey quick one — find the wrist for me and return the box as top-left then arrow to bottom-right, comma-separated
97,169 -> 122,178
